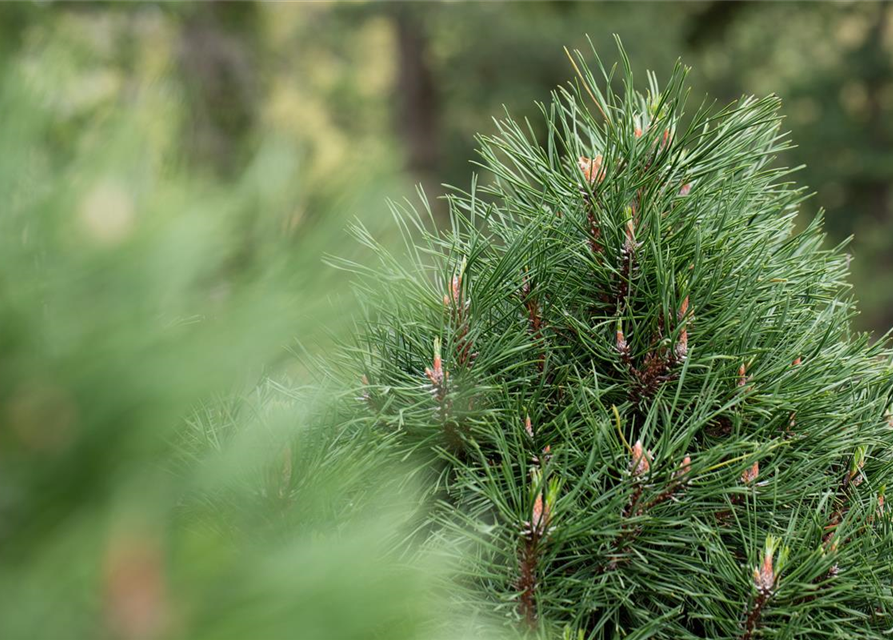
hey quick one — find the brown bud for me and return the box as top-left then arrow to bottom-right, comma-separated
630,439 -> 651,477
742,461 -> 759,484
753,548 -> 775,593
531,491 -> 552,537
578,155 -> 604,184
616,324 -> 628,355
425,338 -> 445,387
676,296 -> 690,360
679,182 -> 691,196
624,218 -> 636,252
451,274 -> 462,305
671,454 -> 692,486
678,455 -> 692,479
525,415 -> 534,439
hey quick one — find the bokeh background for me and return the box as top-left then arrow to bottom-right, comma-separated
1,3 -> 892,640
3,1 -> 889,329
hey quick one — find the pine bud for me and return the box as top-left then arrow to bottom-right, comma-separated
525,414 -> 534,439
792,356 -> 801,366
616,320 -> 628,356
445,259 -> 467,309
451,274 -> 462,305
624,217 -> 637,253
742,461 -> 759,485
578,155 -> 604,184
630,439 -> 651,477
529,470 -> 556,538
753,544 -> 776,594
678,295 -> 689,319
531,492 -> 546,534
679,182 -> 691,196
847,446 -> 866,487
425,337 -> 445,387
676,296 -> 690,360
738,362 -> 749,387
677,455 -> 692,481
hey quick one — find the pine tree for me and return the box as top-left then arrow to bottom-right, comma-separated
343,40 -> 893,638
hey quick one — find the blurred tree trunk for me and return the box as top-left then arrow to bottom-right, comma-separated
858,3 -> 893,330
861,3 -> 890,225
177,2 -> 260,178
392,7 -> 442,206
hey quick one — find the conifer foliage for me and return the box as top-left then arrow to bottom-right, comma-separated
344,41 -> 893,638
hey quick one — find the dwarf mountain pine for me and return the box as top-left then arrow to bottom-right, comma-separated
343,41 -> 893,639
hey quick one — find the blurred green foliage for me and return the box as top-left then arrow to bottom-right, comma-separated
0,15 -> 486,640
1,3 -> 892,638
6,4 -> 891,328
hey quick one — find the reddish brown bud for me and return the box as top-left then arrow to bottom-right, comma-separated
679,182 -> 691,196
624,218 -> 636,250
425,338 -> 445,388
671,454 -> 692,486
738,363 -> 748,387
742,461 -> 759,484
530,482 -> 553,537
531,493 -> 545,532
792,357 -> 801,366
634,127 -> 643,138
616,323 -> 628,355
525,415 -> 534,439
630,439 -> 651,477
753,547 -> 775,593
676,296 -> 690,360
578,155 -> 604,184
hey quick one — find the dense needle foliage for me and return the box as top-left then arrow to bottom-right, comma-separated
342,41 -> 893,638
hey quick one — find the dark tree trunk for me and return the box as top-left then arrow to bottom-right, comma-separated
177,2 -> 260,178
393,7 -> 441,202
